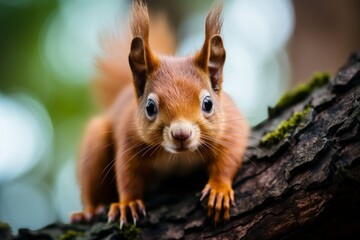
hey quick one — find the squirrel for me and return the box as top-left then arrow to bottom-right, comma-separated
70,1 -> 249,228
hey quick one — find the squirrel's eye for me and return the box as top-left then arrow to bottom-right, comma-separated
146,98 -> 158,119
202,96 -> 213,113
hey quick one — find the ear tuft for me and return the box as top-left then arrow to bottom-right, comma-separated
205,1 -> 223,41
130,1 -> 150,43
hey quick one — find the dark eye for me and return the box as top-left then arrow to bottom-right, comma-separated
146,98 -> 157,119
202,96 -> 213,113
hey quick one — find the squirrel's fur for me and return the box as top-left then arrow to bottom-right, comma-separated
71,1 -> 249,226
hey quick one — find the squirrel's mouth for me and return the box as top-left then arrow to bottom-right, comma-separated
164,145 -> 190,154
170,146 -> 189,153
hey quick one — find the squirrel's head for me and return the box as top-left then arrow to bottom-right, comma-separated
129,1 -> 225,154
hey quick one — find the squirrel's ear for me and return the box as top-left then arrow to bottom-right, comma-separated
208,35 -> 225,92
129,37 -> 146,97
128,1 -> 158,97
129,37 -> 158,97
195,34 -> 226,93
195,1 -> 225,92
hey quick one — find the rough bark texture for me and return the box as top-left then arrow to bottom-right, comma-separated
3,52 -> 360,240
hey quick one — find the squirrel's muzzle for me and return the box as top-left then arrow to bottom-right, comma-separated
170,121 -> 193,142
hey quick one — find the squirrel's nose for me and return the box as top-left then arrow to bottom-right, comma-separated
170,121 -> 192,141
171,129 -> 192,141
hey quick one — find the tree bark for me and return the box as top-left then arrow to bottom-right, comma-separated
7,52 -> 360,240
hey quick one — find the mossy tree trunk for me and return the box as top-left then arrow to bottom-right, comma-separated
6,52 -> 360,240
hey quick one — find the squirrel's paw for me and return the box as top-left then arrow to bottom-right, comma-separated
70,205 -> 106,223
200,181 -> 235,223
107,200 -> 146,229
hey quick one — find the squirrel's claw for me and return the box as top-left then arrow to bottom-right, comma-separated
108,200 -> 146,229
95,205 -> 106,215
120,219 -> 124,229
201,182 -> 235,224
70,205 -> 105,224
213,192 -> 224,223
136,199 -> 146,217
129,202 -> 139,225
70,212 -> 85,223
142,208 -> 147,217
108,203 -> 120,224
200,184 -> 211,201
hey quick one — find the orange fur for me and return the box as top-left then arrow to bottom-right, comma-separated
71,1 -> 249,226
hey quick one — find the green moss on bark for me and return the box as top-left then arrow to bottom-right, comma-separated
119,224 -> 141,240
60,230 -> 84,240
0,221 -> 11,231
261,106 -> 311,145
269,72 -> 330,116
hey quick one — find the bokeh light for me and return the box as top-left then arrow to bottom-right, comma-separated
226,0 -> 294,58
55,159 -> 82,222
42,0 -> 129,85
0,179 -> 56,231
0,93 -> 53,183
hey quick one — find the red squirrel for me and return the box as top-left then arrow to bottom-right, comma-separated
71,1 -> 249,227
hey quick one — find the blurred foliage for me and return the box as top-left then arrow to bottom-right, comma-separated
0,2 -> 97,230
0,1 -> 96,175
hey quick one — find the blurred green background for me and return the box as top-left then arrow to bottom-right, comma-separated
0,0 -> 359,232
